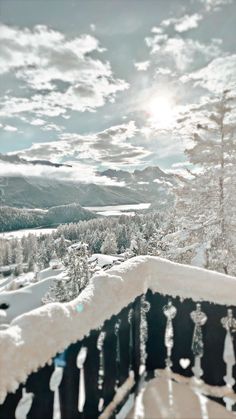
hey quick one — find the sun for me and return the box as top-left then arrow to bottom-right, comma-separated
147,94 -> 175,129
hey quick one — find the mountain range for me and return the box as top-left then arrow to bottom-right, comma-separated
0,166 -> 179,209
99,166 -> 179,208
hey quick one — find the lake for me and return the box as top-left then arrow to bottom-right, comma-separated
0,203 -> 151,239
85,203 -> 151,216
0,228 -> 57,240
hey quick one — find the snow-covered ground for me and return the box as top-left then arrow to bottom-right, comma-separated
0,255 -> 119,323
89,253 -> 123,268
36,265 -> 64,281
0,272 -> 35,292
0,266 -> 65,323
0,277 -> 56,323
0,276 -> 14,292
0,256 -> 236,403
0,227 -> 56,240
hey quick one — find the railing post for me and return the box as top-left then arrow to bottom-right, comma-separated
132,295 -> 142,382
26,363 -> 54,419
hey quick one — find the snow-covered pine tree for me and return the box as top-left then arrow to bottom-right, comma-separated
14,241 -> 24,276
42,278 -> 66,303
91,233 -> 103,253
4,241 -> 13,266
63,243 -> 92,300
55,235 -> 67,259
36,235 -> 55,270
0,241 -> 4,266
26,234 -> 38,272
101,231 -> 118,255
117,225 -> 130,252
42,243 -> 93,304
36,242 -> 47,270
175,90 -> 236,274
129,230 -> 147,256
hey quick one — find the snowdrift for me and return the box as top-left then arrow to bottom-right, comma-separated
0,266 -> 65,322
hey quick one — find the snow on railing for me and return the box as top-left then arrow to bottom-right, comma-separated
0,256 -> 236,418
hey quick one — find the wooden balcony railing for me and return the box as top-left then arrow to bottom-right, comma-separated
0,256 -> 236,419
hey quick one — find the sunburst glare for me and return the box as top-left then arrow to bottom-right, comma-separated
147,94 -> 176,129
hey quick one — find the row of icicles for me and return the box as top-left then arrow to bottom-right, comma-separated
15,297 -> 236,419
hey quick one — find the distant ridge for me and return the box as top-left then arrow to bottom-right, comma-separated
99,165 -> 178,209
0,176 -> 144,208
0,203 -> 96,232
0,166 -> 179,210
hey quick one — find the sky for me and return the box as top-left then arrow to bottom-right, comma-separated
0,0 -> 236,183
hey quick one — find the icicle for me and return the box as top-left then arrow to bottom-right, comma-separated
164,367 -> 176,418
194,390 -> 209,419
223,397 -> 235,412
97,329 -> 106,412
190,303 -> 207,380
221,308 -> 236,392
115,319 -> 121,390
15,387 -> 34,419
50,350 -> 67,419
163,299 -> 177,369
49,366 -> 64,419
167,372 -> 174,409
128,308 -> 134,372
76,347 -> 88,413
139,295 -> 150,375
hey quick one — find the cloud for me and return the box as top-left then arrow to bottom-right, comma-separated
173,14 -> 203,32
1,128 -> 150,182
151,27 -> 164,34
145,32 -> 221,73
155,67 -> 172,76
90,24 -> 96,32
0,24 -> 103,83
166,167 -> 192,178
170,161 -> 195,177
160,14 -> 203,33
172,161 -> 192,168
134,61 -> 150,71
30,118 -> 46,126
198,0 -> 232,11
0,79 -> 129,119
7,121 -> 150,168
168,161 -> 203,178
0,24 -> 129,121
41,123 -> 64,132
3,125 -> 18,132
181,55 -> 236,93
0,152 -> 71,168
0,160 -> 126,185
59,121 -> 151,167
